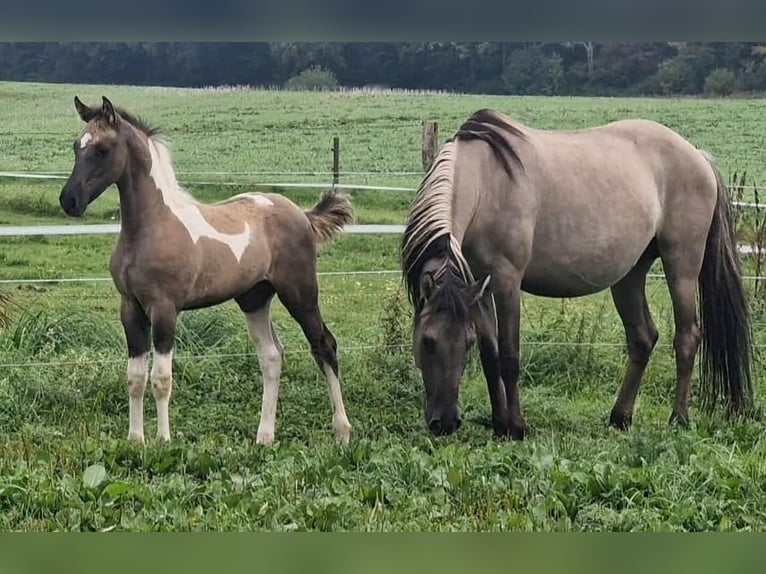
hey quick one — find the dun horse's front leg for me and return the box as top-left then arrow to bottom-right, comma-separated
121,298 -> 150,444
150,302 -> 178,442
474,293 -> 510,438
491,266 -> 527,440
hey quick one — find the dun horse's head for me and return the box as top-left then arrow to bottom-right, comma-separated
60,96 -> 130,217
412,262 -> 491,436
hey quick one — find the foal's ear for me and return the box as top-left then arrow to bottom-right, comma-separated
419,272 -> 436,306
101,96 -> 118,127
465,275 -> 492,307
74,96 -> 98,122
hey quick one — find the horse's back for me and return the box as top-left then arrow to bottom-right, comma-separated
460,114 -> 716,297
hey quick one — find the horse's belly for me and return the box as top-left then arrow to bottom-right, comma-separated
521,240 -> 650,298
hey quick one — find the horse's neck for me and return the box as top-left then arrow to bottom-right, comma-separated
116,139 -> 196,238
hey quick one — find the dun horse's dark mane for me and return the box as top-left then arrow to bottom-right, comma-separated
452,108 -> 525,180
404,235 -> 471,323
403,109 -> 523,321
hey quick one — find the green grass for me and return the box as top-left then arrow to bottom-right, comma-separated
2,81 -> 766,531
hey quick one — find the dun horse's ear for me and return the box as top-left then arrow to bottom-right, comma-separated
74,96 -> 96,122
419,272 -> 436,306
466,275 -> 492,306
102,96 -> 118,127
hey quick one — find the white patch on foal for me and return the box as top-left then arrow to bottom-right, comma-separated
249,194 -> 274,207
151,351 -> 173,441
127,353 -> 148,443
79,132 -> 94,149
245,307 -> 283,446
323,363 -> 352,444
147,138 -> 251,262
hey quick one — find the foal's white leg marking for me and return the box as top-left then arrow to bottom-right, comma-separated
151,351 -> 174,441
127,354 -> 148,444
146,138 -> 251,262
323,363 -> 352,444
79,132 -> 94,149
246,308 -> 283,446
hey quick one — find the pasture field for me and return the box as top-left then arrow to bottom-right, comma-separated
1,81 -> 766,531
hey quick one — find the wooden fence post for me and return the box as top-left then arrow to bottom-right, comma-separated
421,120 -> 438,172
332,136 -> 340,187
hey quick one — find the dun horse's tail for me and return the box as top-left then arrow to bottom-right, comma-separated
305,188 -> 354,244
698,152 -> 754,416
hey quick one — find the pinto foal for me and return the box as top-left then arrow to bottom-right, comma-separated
60,96 -> 353,445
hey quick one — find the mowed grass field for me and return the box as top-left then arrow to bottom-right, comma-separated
1,81 -> 766,531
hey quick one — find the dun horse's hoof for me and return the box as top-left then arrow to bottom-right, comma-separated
509,421 -> 526,441
668,411 -> 690,427
609,411 -> 633,430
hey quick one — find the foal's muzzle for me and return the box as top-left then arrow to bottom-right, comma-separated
59,182 -> 89,217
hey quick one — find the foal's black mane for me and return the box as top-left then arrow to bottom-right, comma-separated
87,104 -> 161,139
451,108 -> 526,180
116,107 -> 162,139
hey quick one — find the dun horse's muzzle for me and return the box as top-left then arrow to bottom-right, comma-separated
427,413 -> 462,436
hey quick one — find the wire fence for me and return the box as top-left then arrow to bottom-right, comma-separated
3,167 -> 766,371
3,172 -> 766,204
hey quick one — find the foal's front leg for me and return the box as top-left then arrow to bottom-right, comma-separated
150,302 -> 178,442
121,297 -> 150,444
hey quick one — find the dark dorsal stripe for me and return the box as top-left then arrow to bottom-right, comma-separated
452,108 -> 525,180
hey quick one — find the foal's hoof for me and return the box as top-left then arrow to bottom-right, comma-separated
668,411 -> 690,428
609,410 -> 633,431
255,430 -> 275,446
334,419 -> 352,445
127,431 -> 145,445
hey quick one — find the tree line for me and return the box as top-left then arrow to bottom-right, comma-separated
2,42 -> 766,96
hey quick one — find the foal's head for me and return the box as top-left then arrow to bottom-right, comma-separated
412,262 -> 491,436
60,96 -> 136,216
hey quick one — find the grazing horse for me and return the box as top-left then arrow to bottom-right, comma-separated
59,96 -> 353,446
402,109 -> 753,439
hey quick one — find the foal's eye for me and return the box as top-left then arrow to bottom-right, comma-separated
422,336 -> 437,354
94,145 -> 110,158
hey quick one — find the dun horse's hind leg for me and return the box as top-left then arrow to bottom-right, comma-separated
608,259 -> 659,429
121,297 -> 151,444
149,301 -> 178,441
664,274 -> 701,425
275,280 -> 352,444
236,281 -> 284,446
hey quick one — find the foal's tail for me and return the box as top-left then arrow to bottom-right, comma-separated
698,152 -> 754,416
305,189 -> 354,244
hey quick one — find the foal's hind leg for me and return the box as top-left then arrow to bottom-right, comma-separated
609,260 -> 659,430
236,281 -> 284,446
275,279 -> 351,443
121,297 -> 151,444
